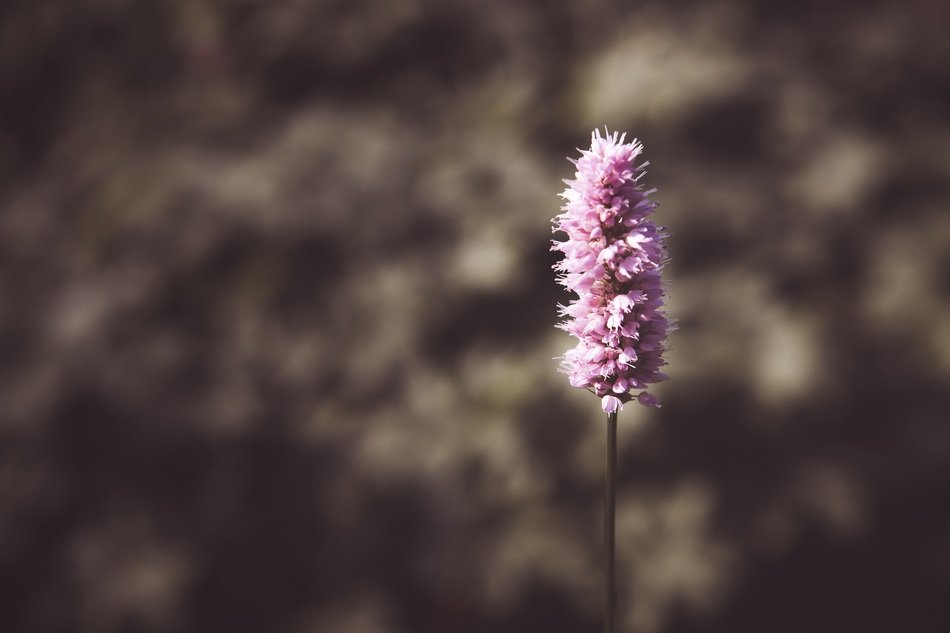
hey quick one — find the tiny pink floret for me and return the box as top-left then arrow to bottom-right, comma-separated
552,129 -> 671,412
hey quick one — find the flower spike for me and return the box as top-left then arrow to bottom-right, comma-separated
552,129 -> 671,412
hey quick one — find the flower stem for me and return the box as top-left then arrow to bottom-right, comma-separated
605,410 -> 617,633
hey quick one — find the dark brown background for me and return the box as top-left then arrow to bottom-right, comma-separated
2,1 -> 949,632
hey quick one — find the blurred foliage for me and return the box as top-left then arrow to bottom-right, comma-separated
2,0 -> 950,632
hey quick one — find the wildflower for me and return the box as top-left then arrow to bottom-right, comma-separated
552,129 -> 671,412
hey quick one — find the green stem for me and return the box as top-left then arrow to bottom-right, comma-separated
605,410 -> 617,633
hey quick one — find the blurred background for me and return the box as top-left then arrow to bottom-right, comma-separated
2,0 -> 949,632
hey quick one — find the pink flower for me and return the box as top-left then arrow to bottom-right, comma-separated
552,129 -> 671,412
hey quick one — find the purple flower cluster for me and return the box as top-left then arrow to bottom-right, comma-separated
552,129 -> 671,413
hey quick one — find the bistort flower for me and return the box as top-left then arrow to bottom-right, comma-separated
552,129 -> 671,413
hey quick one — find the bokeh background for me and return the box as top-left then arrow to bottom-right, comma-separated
2,1 -> 950,632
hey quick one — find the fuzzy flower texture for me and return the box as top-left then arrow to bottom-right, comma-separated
552,129 -> 671,413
